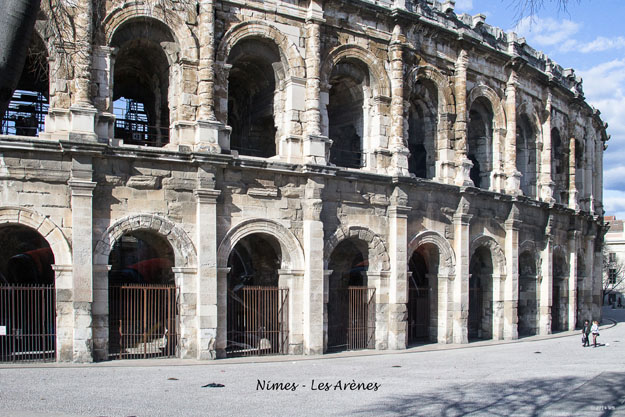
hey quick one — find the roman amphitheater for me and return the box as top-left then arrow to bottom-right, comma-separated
0,0 -> 608,362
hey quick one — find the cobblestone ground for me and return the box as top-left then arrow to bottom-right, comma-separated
1,308 -> 624,417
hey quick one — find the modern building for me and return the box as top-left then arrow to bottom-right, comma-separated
0,0 -> 607,363
603,216 -> 625,306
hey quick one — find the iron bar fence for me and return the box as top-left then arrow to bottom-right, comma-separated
0,284 -> 55,362
408,287 -> 429,343
347,287 -> 376,350
108,284 -> 178,360
227,286 -> 289,357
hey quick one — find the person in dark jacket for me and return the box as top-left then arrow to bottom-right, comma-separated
582,320 -> 591,347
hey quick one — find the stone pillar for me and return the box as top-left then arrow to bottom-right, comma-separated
437,272 -> 454,344
504,69 -> 521,194
52,265 -> 73,362
453,196 -> 472,344
454,50 -> 473,186
568,137 -> 579,210
538,220 -> 553,335
173,267 -> 199,358
303,2 -> 330,164
194,186 -> 221,359
540,93 -> 555,203
303,178 -> 325,354
215,267 -> 229,358
592,237 -> 603,321
567,231 -> 579,330
436,113 -> 457,184
92,264 -> 111,361
279,77 -> 307,163
278,269 -> 305,354
581,236 -> 595,320
388,25 -> 409,176
504,204 -> 520,340
387,192 -> 410,349
322,269 -> 332,351
369,271 -> 389,350
68,164 -> 96,362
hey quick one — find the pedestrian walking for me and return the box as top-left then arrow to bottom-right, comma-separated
582,320 -> 591,347
591,320 -> 600,347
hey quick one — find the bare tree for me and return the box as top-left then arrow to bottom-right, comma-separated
511,0 -> 582,20
603,248 -> 625,303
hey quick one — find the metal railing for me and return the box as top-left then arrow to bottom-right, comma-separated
1,90 -> 48,137
108,284 -> 178,360
114,118 -> 169,147
346,287 -> 376,350
0,284 -> 56,362
227,286 -> 289,357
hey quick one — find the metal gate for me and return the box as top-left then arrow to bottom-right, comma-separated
227,286 -> 289,357
109,284 -> 178,360
468,277 -> 482,339
0,285 -> 56,362
408,287 -> 429,343
347,287 -> 376,350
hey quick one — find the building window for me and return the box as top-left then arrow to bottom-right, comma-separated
609,268 -> 617,284
609,252 -> 616,263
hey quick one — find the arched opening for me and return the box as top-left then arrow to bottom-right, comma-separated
468,97 -> 494,189
516,114 -> 538,198
111,19 -> 173,147
407,79 -> 437,179
227,39 -> 280,158
226,233 -> 288,356
327,60 -> 369,169
108,230 -> 177,359
551,250 -> 568,332
551,128 -> 569,204
408,245 -> 438,344
469,246 -> 493,340
1,34 -> 48,136
0,225 -> 55,362
518,251 -> 538,336
327,238 -> 375,352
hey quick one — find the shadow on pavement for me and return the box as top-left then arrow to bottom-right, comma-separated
353,372 -> 625,417
603,306 -> 625,324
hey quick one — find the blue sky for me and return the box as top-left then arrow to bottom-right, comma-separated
454,0 -> 625,218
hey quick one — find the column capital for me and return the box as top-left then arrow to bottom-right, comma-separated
68,179 -> 96,196
194,188 -> 221,203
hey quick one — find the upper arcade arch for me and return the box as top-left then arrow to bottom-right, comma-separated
469,234 -> 507,279
405,65 -> 455,115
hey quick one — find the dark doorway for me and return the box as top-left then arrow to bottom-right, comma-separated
0,225 -> 55,362
108,231 -> 177,359
551,251 -> 568,332
408,251 -> 430,344
518,251 -> 538,336
226,233 -> 288,356
327,239 -> 375,352
469,246 -> 493,340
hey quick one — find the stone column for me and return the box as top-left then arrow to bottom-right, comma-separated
303,178 -> 325,354
503,204 -> 520,340
173,266 -> 199,358
568,137 -> 579,209
280,77 -> 307,163
437,272 -> 454,344
303,1 -> 330,164
322,269 -> 332,351
388,25 -> 409,176
538,218 -> 553,335
540,93 -> 555,203
68,163 -> 96,362
278,269 -> 305,354
387,192 -> 410,349
504,69 -> 521,194
52,265 -> 73,362
92,264 -> 111,361
194,187 -> 220,359
368,271 -> 389,350
581,236 -> 595,320
454,50 -> 473,186
567,231 -> 579,330
592,237 -> 603,321
436,113 -> 457,184
215,267 -> 229,358
453,196 -> 472,344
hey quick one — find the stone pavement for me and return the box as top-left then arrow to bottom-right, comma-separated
1,307 -> 624,417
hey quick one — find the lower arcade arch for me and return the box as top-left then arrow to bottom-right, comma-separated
518,251 -> 539,336
107,230 -> 177,359
407,245 -> 439,344
226,233 -> 289,357
469,246 -> 494,340
0,225 -> 56,361
552,249 -> 569,332
326,238 -> 375,352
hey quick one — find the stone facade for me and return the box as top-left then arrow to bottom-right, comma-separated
0,0 -> 607,362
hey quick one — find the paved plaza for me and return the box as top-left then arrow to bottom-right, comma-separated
1,308 -> 624,417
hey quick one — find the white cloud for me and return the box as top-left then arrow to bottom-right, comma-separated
603,190 -> 625,219
578,36 -> 625,53
512,16 -> 581,47
455,0 -> 473,12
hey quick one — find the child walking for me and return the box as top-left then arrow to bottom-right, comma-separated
591,320 -> 600,347
582,320 -> 591,347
